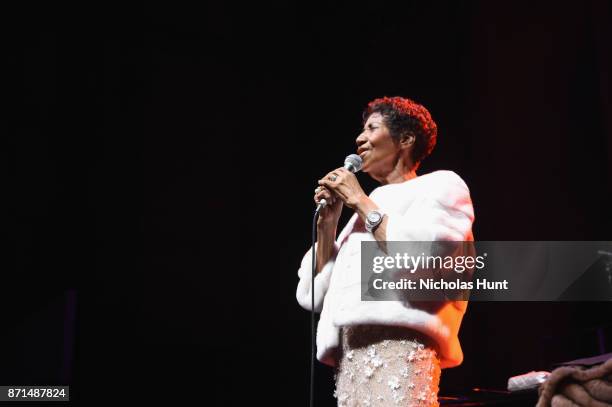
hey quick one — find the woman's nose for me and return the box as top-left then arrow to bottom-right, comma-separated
356,132 -> 367,146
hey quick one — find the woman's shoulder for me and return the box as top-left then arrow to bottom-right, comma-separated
371,170 -> 470,200
382,170 -> 467,190
400,170 -> 472,201
419,170 -> 473,209
419,169 -> 465,183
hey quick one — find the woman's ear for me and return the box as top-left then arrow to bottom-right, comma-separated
399,132 -> 416,151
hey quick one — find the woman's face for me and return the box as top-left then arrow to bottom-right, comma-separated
356,113 -> 402,175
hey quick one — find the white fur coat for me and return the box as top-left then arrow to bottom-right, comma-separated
296,170 -> 475,368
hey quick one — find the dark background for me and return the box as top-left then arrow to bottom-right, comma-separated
8,1 -> 612,405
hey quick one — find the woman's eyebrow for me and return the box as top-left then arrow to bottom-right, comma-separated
362,121 -> 381,131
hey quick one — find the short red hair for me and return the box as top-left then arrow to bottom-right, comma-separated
364,96 -> 438,166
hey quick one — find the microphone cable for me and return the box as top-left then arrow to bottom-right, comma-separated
307,155 -> 361,406
310,204 -> 323,407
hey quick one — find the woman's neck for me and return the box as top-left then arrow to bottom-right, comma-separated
375,158 -> 418,185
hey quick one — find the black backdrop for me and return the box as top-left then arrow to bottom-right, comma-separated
8,1 -> 612,405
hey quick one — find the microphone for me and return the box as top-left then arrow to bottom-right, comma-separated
344,153 -> 363,173
316,154 -> 363,212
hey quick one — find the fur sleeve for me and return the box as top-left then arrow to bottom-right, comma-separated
296,242 -> 340,312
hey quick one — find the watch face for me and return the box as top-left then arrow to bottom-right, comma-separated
367,211 -> 382,223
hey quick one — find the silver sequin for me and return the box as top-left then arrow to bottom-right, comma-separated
335,325 -> 441,406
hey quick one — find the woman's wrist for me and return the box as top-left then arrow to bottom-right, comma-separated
354,195 -> 378,219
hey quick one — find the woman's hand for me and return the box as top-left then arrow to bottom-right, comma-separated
314,185 -> 343,227
318,167 -> 367,209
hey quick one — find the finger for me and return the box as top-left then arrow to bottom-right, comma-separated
315,186 -> 332,198
315,190 -> 331,201
314,189 -> 324,202
316,188 -> 335,202
320,172 -> 340,184
337,168 -> 355,179
314,194 -> 329,205
322,171 -> 340,182
318,179 -> 335,189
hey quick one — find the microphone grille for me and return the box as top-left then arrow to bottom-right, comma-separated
344,154 -> 363,173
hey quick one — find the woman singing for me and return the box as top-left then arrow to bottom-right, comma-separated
296,96 -> 475,406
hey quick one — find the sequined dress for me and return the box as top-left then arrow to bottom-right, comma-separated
334,325 -> 441,407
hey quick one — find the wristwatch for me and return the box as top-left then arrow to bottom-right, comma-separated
365,209 -> 385,233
